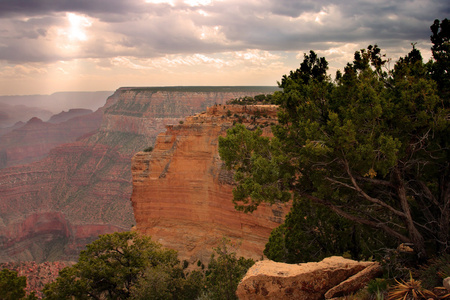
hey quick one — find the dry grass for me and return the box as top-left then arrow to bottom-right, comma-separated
387,273 -> 442,300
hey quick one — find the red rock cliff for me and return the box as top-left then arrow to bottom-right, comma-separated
0,87 -> 278,262
131,104 -> 290,262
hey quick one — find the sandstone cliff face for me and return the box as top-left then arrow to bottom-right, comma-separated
90,87 -> 278,152
131,104 -> 290,262
0,87 -> 278,262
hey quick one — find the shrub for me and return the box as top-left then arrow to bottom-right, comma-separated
205,239 -> 254,300
417,254 -> 450,289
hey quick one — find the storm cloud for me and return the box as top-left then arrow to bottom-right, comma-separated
0,0 -> 448,94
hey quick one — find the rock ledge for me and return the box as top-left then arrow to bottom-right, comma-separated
236,256 -> 381,300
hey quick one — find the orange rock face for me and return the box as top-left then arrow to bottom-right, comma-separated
0,87 -> 279,263
131,104 -> 291,262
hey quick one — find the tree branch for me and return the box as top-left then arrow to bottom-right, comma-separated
300,192 -> 411,243
354,174 -> 395,188
338,159 -> 407,218
392,167 -> 426,258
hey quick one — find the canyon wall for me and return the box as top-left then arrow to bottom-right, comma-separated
131,104 -> 291,262
0,87 -> 278,262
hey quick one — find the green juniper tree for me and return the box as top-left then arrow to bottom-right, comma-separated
204,239 -> 254,300
43,232 -> 183,300
219,20 -> 449,261
0,269 -> 26,300
43,232 -> 255,300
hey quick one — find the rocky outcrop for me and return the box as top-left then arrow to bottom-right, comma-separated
444,277 -> 450,291
0,87 -> 278,262
236,257 -> 382,300
131,104 -> 290,262
89,87 -> 278,153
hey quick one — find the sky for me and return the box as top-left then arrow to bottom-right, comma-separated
0,0 -> 448,96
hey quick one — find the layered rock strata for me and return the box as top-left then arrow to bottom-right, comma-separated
236,257 -> 382,299
131,104 -> 290,262
0,87 -> 278,262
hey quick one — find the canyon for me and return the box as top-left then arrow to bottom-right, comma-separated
0,109 -> 102,168
131,104 -> 291,262
0,86 -> 279,263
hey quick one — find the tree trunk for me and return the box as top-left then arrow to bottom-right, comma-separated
438,175 -> 450,252
394,168 -> 427,259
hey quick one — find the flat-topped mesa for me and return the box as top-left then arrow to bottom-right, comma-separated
131,104 -> 290,263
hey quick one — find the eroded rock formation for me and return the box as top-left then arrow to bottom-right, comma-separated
131,104 -> 290,262
0,87 -> 278,262
236,257 -> 382,299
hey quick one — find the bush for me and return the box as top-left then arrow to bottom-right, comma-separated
205,239 -> 254,300
0,269 -> 26,300
43,232 -> 182,300
367,278 -> 389,299
417,254 -> 450,289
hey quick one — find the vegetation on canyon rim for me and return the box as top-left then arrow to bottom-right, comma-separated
0,269 -> 37,300
220,18 -> 449,276
42,232 -> 253,300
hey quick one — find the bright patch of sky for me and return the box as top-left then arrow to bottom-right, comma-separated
0,0 -> 447,95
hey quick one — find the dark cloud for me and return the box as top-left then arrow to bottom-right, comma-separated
0,0 -> 144,17
269,0 -> 332,17
0,0 -> 447,64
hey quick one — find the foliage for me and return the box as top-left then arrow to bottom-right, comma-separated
264,198 -> 394,263
143,146 -> 153,152
0,268 -> 26,300
227,94 -> 275,105
377,247 -> 417,281
43,232 -> 181,300
129,266 -> 203,300
218,124 -> 292,212
429,18 -> 450,101
367,278 -> 389,300
417,253 -> 450,289
218,19 -> 450,261
43,233 -> 256,300
205,239 -> 255,300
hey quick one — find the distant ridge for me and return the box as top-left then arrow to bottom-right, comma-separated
120,86 -> 280,93
0,91 -> 114,114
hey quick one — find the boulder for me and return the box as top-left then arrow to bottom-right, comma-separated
444,277 -> 450,291
236,256 -> 381,300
